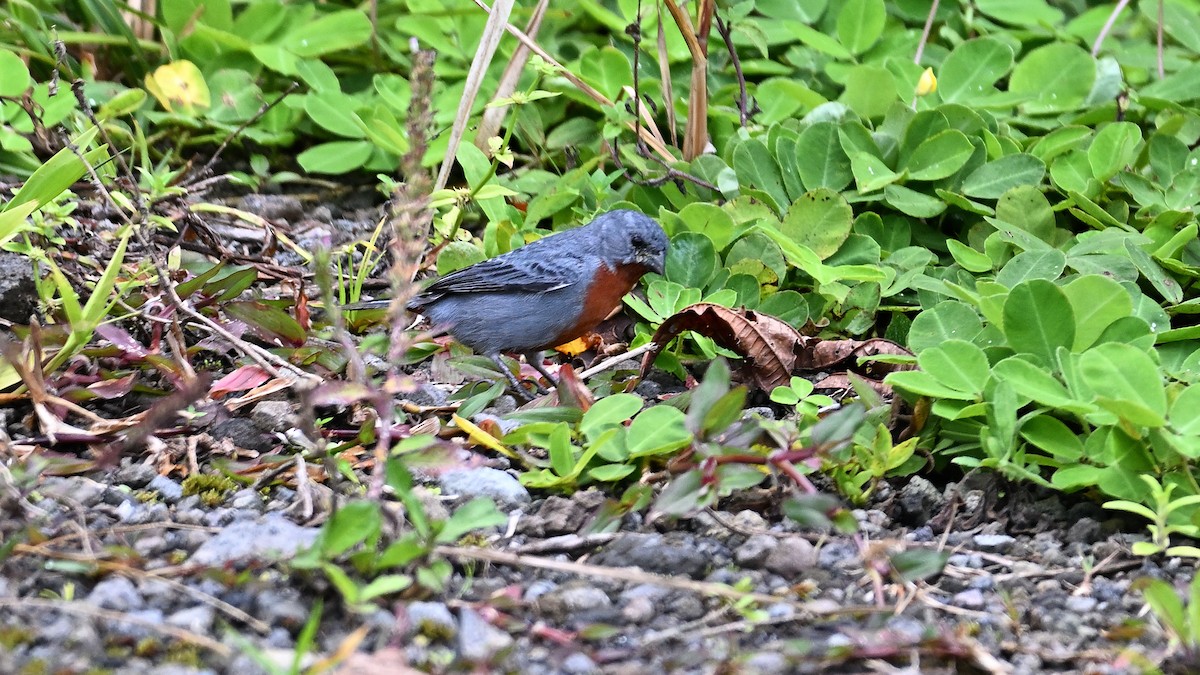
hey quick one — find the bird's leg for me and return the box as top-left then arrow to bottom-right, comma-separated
488,353 -> 535,402
523,351 -> 558,393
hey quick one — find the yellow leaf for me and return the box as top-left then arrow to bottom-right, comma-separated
144,61 -> 210,114
452,414 -> 516,458
553,337 -> 590,357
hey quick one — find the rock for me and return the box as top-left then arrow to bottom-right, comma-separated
536,583 -> 612,620
764,537 -> 818,577
895,476 -> 944,524
408,383 -> 450,407
405,601 -> 457,639
39,477 -> 106,506
166,606 -> 215,634
210,417 -> 276,453
521,495 -> 588,536
189,516 -> 319,566
620,596 -> 656,623
0,252 -> 36,323
148,475 -> 185,502
1065,595 -> 1097,613
742,651 -> 789,675
1066,517 -> 1102,544
114,462 -> 158,489
561,652 -> 599,674
592,533 -> 710,578
241,194 -> 305,222
457,607 -> 513,662
734,534 -> 777,569
250,400 -> 297,433
953,588 -> 985,610
230,488 -> 265,511
86,576 -> 144,611
255,588 -> 310,630
108,608 -> 164,641
439,468 -> 529,507
973,533 -> 1016,553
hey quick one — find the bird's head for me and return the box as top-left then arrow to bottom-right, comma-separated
594,209 -> 669,275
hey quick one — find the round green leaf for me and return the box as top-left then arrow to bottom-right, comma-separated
1087,122 -> 1143,182
627,406 -> 693,458
297,140 -> 373,174
917,339 -> 990,397
579,46 -> 633,100
436,240 -> 486,275
906,129 -> 975,181
995,186 -> 1055,243
995,249 -> 1067,288
665,232 -> 718,288
781,188 -> 854,260
1079,343 -> 1167,427
836,0 -> 886,54
1009,42 -> 1095,114
1170,385 -> 1200,435
961,154 -> 1046,199
796,122 -> 853,191
839,64 -> 898,120
733,139 -> 789,213
1002,279 -> 1076,366
907,300 -> 984,353
1063,275 -> 1133,351
938,37 -> 1014,104
0,51 -> 33,98
673,203 -> 736,251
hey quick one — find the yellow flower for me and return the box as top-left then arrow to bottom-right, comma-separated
915,67 -> 937,97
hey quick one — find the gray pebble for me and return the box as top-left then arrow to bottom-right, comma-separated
973,533 -> 1016,553
764,537 -> 817,577
1065,595 -> 1097,613
742,651 -> 789,675
537,583 -> 612,619
166,606 -> 215,634
406,601 -> 457,639
439,467 -> 529,507
230,488 -> 264,511
87,576 -> 144,611
114,462 -> 157,488
250,400 -> 297,433
734,534 -> 777,568
457,606 -> 513,662
148,475 -> 185,502
561,652 -> 599,674
952,588 -> 985,609
190,516 -> 319,566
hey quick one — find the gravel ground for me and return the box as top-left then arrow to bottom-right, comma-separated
1,191 -> 1193,674
0,411 -> 1190,674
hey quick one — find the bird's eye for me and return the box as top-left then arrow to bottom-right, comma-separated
631,235 -> 646,247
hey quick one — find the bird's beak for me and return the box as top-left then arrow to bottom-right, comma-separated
645,252 -> 665,275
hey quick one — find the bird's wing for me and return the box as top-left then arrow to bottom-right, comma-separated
417,249 -> 581,297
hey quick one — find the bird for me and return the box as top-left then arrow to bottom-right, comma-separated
350,209 -> 668,399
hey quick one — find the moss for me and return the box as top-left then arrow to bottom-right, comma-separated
0,625 -> 36,650
17,659 -> 48,675
165,643 -> 203,667
182,474 -> 238,507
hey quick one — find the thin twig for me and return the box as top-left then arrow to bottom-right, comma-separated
914,0 -> 940,64
714,14 -> 752,126
190,82 -> 300,185
1091,0 -> 1131,56
577,342 -> 658,380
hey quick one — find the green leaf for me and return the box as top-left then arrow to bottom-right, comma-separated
1020,414 -> 1085,461
1080,343 -> 1167,427
947,240 -> 993,273
1002,279 -> 1075,366
283,10 -> 372,57
435,498 -> 506,544
580,394 -> 643,440
937,37 -> 1014,104
916,339 -> 991,397
626,406 -> 693,458
840,64 -> 898,120
549,423 -> 576,477
1170,385 -> 1200,435
1124,239 -> 1184,305
588,463 -> 636,482
836,0 -> 886,54
961,155 -> 1046,199
665,232 -> 718,288
8,126 -> 104,210
883,185 -> 946,218
849,151 -> 902,192
1087,122 -> 1143,182
224,301 -> 307,347
1140,579 -> 1188,641
889,549 -> 950,583
1009,42 -> 1095,114
780,188 -> 854,260
995,249 -> 1066,288
795,122 -> 853,191
322,501 -> 381,556
297,140 -> 373,174
907,301 -> 984,353
579,46 -> 633,100
905,130 -> 975,181
0,49 -> 33,97
1062,275 -> 1132,351
993,356 -> 1076,409
732,140 -> 790,214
